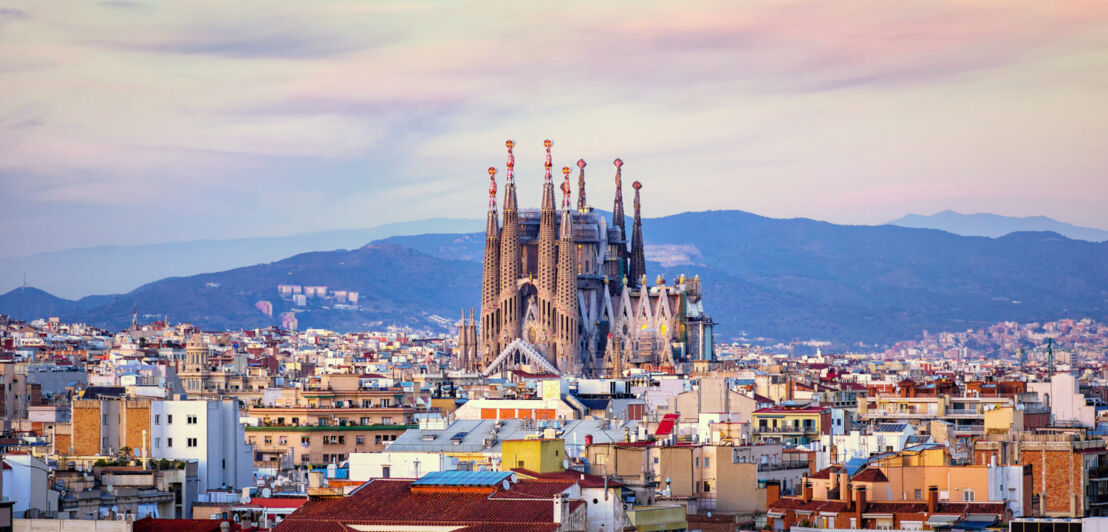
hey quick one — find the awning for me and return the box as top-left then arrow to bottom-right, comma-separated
954,520 -> 997,530
926,514 -> 962,527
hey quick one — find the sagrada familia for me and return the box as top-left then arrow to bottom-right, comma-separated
457,140 -> 714,377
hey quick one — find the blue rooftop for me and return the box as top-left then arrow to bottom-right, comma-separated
412,470 -> 512,487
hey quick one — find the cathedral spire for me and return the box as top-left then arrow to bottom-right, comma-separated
498,140 -> 523,348
576,159 -> 587,211
556,165 -> 579,371
540,140 -> 555,211
536,140 -> 559,346
479,166 -> 501,364
612,159 -> 626,240
629,180 -> 646,287
561,166 -> 572,209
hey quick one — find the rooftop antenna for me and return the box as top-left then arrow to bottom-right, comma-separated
1019,346 -> 1026,375
22,273 -> 27,292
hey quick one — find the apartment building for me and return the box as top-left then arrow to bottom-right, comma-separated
67,397 -> 254,493
752,405 -> 831,445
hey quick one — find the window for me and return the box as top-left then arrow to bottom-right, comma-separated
382,417 -> 392,425
154,438 -> 161,448
187,437 -> 198,448
704,457 -> 710,468
914,489 -> 922,500
187,415 -> 197,424
375,435 -> 382,445
301,436 -> 310,445
595,454 -> 607,465
695,457 -> 700,467
167,438 -> 173,447
704,481 -> 711,492
653,457 -> 659,464
154,414 -> 160,425
382,466 -> 390,478
264,436 -> 273,445
963,489 -> 975,502
279,436 -> 287,445
356,436 -> 365,444
167,415 -> 173,424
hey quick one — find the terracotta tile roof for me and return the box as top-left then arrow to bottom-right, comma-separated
852,468 -> 889,482
274,478 -> 580,531
809,466 -> 839,479
133,517 -> 242,532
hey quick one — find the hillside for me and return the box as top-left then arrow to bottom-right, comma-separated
0,217 -> 484,299
889,210 -> 1108,242
382,210 -> 1108,344
0,243 -> 480,332
3,210 -> 1106,345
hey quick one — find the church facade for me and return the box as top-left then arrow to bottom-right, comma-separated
457,140 -> 714,377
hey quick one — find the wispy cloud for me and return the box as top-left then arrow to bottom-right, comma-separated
2,0 -> 1107,255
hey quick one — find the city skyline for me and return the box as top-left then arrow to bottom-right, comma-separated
2,1 -> 1107,256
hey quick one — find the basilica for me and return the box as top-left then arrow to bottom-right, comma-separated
457,140 -> 714,377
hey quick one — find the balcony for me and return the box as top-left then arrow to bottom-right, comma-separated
754,426 -> 817,435
757,462 -> 810,472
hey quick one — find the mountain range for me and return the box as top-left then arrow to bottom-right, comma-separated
889,210 -> 1108,242
0,218 -> 484,299
2,210 -> 1106,345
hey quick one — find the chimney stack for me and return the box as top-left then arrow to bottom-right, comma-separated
927,485 -> 938,515
802,481 -> 813,503
854,485 -> 867,522
765,480 -> 781,507
839,470 -> 851,504
553,492 -> 569,524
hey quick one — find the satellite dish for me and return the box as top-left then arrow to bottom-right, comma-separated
502,480 -> 510,490
563,459 -> 569,470
261,487 -> 272,498
243,496 -> 251,504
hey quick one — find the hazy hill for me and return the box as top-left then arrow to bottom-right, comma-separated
382,210 -> 1108,343
890,210 -> 1108,242
0,217 -> 484,299
3,210 -> 1106,345
0,243 -> 480,332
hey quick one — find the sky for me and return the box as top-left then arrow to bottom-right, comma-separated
2,0 -> 1107,257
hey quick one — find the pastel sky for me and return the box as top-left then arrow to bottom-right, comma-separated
2,1 -> 1107,257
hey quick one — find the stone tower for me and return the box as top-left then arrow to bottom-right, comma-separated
535,140 -> 559,359
497,141 -> 523,349
628,181 -> 646,287
576,159 -> 587,212
555,169 -> 579,372
611,158 -> 627,293
456,308 -> 477,371
479,167 -> 501,363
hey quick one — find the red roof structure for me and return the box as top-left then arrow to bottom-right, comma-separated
655,413 -> 680,436
274,478 -> 584,531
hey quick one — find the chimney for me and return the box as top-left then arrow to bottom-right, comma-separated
765,480 -> 781,507
927,485 -> 938,515
802,481 -> 813,503
553,492 -> 569,524
854,485 -> 867,522
839,470 -> 851,504
830,467 -> 839,491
